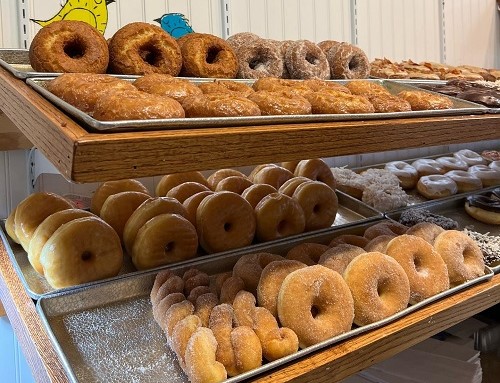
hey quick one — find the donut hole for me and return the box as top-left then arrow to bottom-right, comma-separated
277,220 -> 289,235
63,40 -> 85,59
348,56 -> 362,71
139,43 -> 163,67
306,53 -> 319,65
165,241 -> 176,253
206,47 -> 221,64
413,256 -> 424,273
377,278 -> 390,297
313,204 -> 322,214
81,250 -> 93,262
223,222 -> 232,232
310,305 -> 319,318
249,58 -> 265,71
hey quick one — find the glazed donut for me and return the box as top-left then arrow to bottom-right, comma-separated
318,244 -> 366,274
99,191 -> 150,240
305,90 -> 375,114
386,235 -> 450,303
254,193 -> 306,242
29,20 -> 109,73
293,159 -> 336,189
277,265 -> 354,348
464,190 -> 500,225
434,230 -> 485,285
343,252 -> 410,326
468,165 -> 500,187
215,176 -> 254,194
247,90 -> 312,115
364,235 -> 395,253
454,149 -> 487,166
123,197 -> 187,254
5,208 -> 19,244
131,213 -> 198,270
292,181 -> 338,231
182,191 -> 214,226
166,181 -> 211,203
232,252 -> 284,295
363,221 -> 408,240
284,40 -> 330,80
108,22 -> 182,75
444,170 -> 483,193
302,79 -> 351,94
207,169 -> 247,190
490,160 -> 500,171
384,161 -> 419,189
133,74 -> 202,103
251,164 -> 295,189
40,216 -> 123,288
233,40 -> 284,79
367,93 -> 412,113
91,179 -> 149,215
405,222 -> 445,244
14,192 -> 74,251
156,171 -> 208,197
326,42 -> 371,79
196,191 -> 256,253
251,77 -> 312,96
182,93 -> 261,117
179,33 -> 238,78
346,80 -> 390,96
241,183 -> 277,208
329,234 -> 370,248
397,90 -> 453,110
435,156 -> 469,172
278,176 -> 310,196
198,80 -> 255,97
411,159 -> 445,177
417,175 -> 458,199
285,242 -> 329,266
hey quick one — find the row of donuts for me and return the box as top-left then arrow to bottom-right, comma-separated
149,219 -> 486,383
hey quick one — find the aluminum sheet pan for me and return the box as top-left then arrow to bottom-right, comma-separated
387,192 -> 500,273
0,49 -> 60,79
26,77 -> 488,132
36,219 -> 493,383
0,191 -> 381,299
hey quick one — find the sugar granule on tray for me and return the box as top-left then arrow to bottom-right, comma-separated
464,228 -> 500,266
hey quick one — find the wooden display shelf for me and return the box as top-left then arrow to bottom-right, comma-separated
1,66 -> 500,183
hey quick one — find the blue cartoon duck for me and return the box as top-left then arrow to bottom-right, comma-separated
154,13 -> 194,39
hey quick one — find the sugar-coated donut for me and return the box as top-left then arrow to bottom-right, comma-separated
293,159 -> 336,189
436,156 -> 469,172
5,207 -> 19,244
166,181 -> 211,203
247,90 -> 312,116
464,189 -> 500,225
284,40 -> 330,80
108,22 -> 182,75
29,20 -> 109,73
241,183 -> 277,208
434,230 -> 485,285
219,275 -> 246,304
131,213 -> 198,270
330,167 -> 365,199
386,235 -> 450,303
170,314 -> 202,372
133,74 -> 202,103
454,149 -> 487,166
285,242 -> 329,266
91,179 -> 149,215
277,176 -> 310,196
254,193 -> 306,242
232,252 -> 284,294
363,221 -> 408,240
326,43 -> 370,79
14,192 -> 74,251
384,161 -> 419,189
444,170 -> 483,193
196,191 -> 256,253
182,191 -> 214,226
182,93 -> 261,117
215,176 -> 253,194
207,169 -> 247,190
319,244 -> 365,274
417,175 -> 458,199
468,165 -> 500,187
40,216 -> 123,288
411,159 -> 445,177
405,222 -> 445,244
364,235 -> 395,253
251,164 -> 295,189
277,265 -> 354,348
343,252 -> 410,326
233,39 -> 284,79
198,80 -> 255,97
193,293 -> 219,327
329,234 -> 370,248
156,171 -> 208,197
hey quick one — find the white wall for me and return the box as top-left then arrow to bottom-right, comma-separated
0,0 -> 21,48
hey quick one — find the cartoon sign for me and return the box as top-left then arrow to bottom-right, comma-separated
154,13 -> 194,39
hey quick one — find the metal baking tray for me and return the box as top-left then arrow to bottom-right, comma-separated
26,77 -> 488,133
36,219 -> 493,383
0,48 -> 59,79
0,191 -> 381,299
387,192 -> 500,273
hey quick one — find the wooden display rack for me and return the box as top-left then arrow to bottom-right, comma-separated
1,65 -> 500,382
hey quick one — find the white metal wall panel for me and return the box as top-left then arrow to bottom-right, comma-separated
0,0 -> 21,48
0,151 -> 30,219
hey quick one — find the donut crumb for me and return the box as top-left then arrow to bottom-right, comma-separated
398,209 -> 459,230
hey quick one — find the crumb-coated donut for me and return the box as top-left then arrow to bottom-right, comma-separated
285,242 -> 329,266
367,93 -> 412,113
292,180 -> 338,231
93,90 -> 185,121
406,222 -> 445,244
182,93 -> 261,117
434,230 -> 485,285
346,80 -> 390,96
468,165 -> 500,187
123,197 -> 187,254
411,159 -> 445,177
207,169 -> 247,190
318,244 -> 366,275
436,156 -> 468,172
241,183 -> 277,208
293,159 -> 336,189
284,40 -> 330,80
234,39 -> 284,79
215,176 -> 254,194
108,22 -> 182,75
5,208 -> 19,244
251,164 -> 295,189
133,74 -> 202,103
343,252 -> 410,326
254,193 -> 306,242
29,20 -> 109,73
326,43 -> 371,79
182,191 -> 214,226
91,179 -> 149,215
166,181 -> 211,203
363,221 -> 408,240
454,149 -> 487,166
305,90 -> 375,114
131,213 -> 198,269
398,90 -> 454,110
277,265 -> 354,348
364,235 -> 395,253
278,176 -> 310,196
417,175 -> 458,199
196,191 -> 256,253
317,40 -> 341,54
180,33 -> 238,78
247,90 -> 312,115
40,216 -> 123,288
198,80 -> 255,97
14,192 -> 74,252
384,161 -> 419,189
386,235 -> 450,303
156,171 -> 208,197
329,234 -> 370,248
232,252 -> 284,294
226,32 -> 261,51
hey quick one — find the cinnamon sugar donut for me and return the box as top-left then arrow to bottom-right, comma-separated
326,43 -> 371,79
170,314 -> 202,371
29,20 -> 109,73
91,179 -> 149,215
166,181 -> 211,203
444,170 -> 482,193
182,191 -> 214,226
284,40 -> 330,80
285,242 -> 329,266
247,90 -> 312,115
318,244 -> 366,275
109,22 -> 182,75
226,32 -> 261,51
317,40 -> 341,54
406,222 -> 445,244
305,90 -> 375,114
363,221 -> 408,240
384,161 -> 419,189
219,275 -> 246,304
133,74 -> 202,103
232,252 -> 284,295
182,93 -> 261,117
417,175 -> 458,199
251,164 -> 295,189
234,40 -> 284,79
241,183 -> 277,208
198,80 -> 254,97
386,235 -> 450,303
329,234 -> 370,248
215,176 -> 254,194
364,235 -> 396,253
196,191 -> 256,253
207,169 -> 247,190
293,159 -> 336,189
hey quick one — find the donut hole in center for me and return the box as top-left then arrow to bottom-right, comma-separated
206,47 -> 221,64
63,40 -> 85,59
313,203 -> 322,214
224,222 -> 232,232
249,58 -> 266,71
81,251 -> 93,262
139,43 -> 162,67
310,305 -> 319,318
377,278 -> 389,297
305,53 -> 319,65
276,220 -> 289,235
348,56 -> 361,71
413,255 -> 424,273
165,241 -> 176,253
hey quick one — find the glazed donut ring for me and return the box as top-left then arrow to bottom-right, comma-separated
241,183 -> 277,208
468,165 -> 500,187
166,182 -> 211,203
318,244 -> 365,275
198,80 -> 255,97
489,160 -> 500,171
277,265 -> 354,348
285,242 -> 329,266
293,159 -> 336,189
367,93 -> 412,113
436,156 -> 469,172
278,176 -> 310,196
346,80 -> 390,96
5,208 -> 19,244
196,191 -> 256,253
182,93 -> 261,117
384,161 -> 419,189
247,90 -> 312,115
417,175 -> 458,199
343,252 -> 410,326
405,222 -> 445,244
215,176 -> 254,194
454,149 -> 487,166
234,40 -> 284,79
29,20 -> 109,73
251,164 -> 295,189
133,74 -> 202,103
183,191 -> 214,226
386,235 -> 450,303
411,159 -> 445,177
326,42 -> 371,79
179,33 -> 238,78
40,216 -> 123,288
444,170 -> 482,193
156,171 -> 208,197
284,40 -> 330,80
305,90 -> 375,114
108,22 -> 182,75
232,252 -> 284,294
207,169 -> 247,190
91,179 -> 149,215
434,230 -> 485,285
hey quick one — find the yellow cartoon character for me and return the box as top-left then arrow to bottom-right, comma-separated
32,0 -> 115,34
